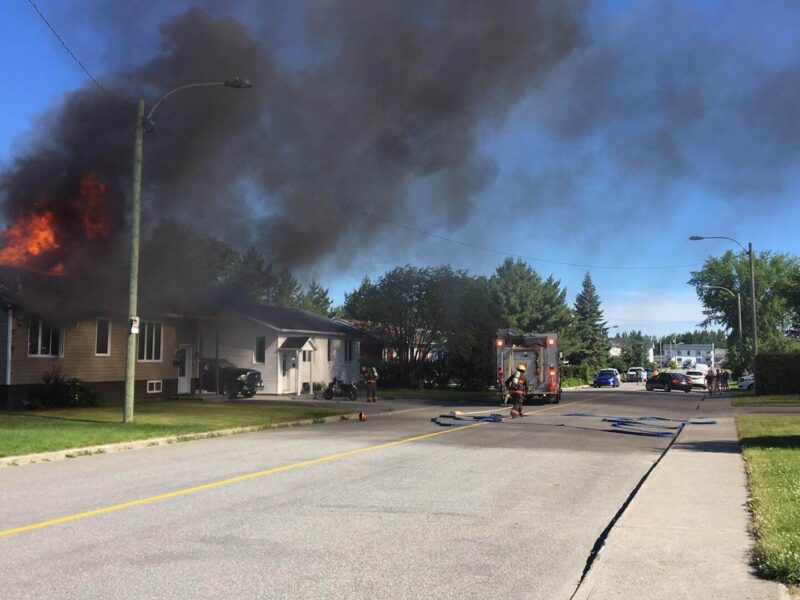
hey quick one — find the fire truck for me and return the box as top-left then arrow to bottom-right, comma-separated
495,329 -> 561,404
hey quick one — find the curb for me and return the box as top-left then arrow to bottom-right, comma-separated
0,412 -> 360,468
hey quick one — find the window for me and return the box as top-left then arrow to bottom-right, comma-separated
95,318 -> 111,356
302,350 -> 311,362
137,321 -> 162,362
146,380 -> 163,393
254,336 -> 266,364
344,339 -> 354,362
327,338 -> 332,362
28,318 -> 62,357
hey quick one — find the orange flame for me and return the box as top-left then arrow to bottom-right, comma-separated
80,172 -> 111,240
0,211 -> 60,267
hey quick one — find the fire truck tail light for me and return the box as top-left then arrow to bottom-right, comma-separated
549,367 -> 555,376
547,338 -> 555,346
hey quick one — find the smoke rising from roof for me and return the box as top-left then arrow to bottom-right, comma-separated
0,1 -> 585,293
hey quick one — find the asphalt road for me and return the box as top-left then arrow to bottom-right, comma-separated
0,384 -> 731,599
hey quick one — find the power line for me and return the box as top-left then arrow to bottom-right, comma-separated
26,0 -> 119,102
354,206 -> 700,271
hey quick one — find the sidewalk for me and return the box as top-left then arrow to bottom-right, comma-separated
573,417 -> 790,600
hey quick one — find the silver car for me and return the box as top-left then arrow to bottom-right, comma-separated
738,373 -> 755,391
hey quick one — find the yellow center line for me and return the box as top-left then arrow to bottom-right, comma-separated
0,422 -> 487,539
0,394 -> 602,539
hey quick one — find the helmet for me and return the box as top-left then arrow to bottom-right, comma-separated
517,364 -> 527,372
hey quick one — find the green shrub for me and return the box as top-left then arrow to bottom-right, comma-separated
562,377 -> 585,388
562,364 -> 592,382
755,353 -> 800,395
25,369 -> 103,409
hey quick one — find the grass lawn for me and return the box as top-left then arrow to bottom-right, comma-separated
738,415 -> 800,585
0,400 -> 354,458
733,394 -> 800,407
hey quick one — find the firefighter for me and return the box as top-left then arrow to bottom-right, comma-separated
505,363 -> 528,418
362,366 -> 378,402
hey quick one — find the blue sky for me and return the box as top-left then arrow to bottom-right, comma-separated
2,1 -> 799,337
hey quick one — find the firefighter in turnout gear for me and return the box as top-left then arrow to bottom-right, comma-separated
505,364 -> 528,418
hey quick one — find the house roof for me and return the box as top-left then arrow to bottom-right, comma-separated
236,304 -> 360,336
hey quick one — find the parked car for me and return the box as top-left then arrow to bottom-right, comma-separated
201,358 -> 264,398
685,370 -> 707,389
626,367 -> 646,382
645,372 -> 693,393
738,373 -> 755,391
594,369 -> 621,388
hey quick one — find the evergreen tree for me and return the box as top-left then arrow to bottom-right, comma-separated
569,272 -> 609,368
489,258 -> 573,334
267,267 -> 303,308
300,279 -> 333,316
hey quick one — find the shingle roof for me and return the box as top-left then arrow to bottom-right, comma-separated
236,304 -> 358,335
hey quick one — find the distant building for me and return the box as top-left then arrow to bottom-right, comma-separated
656,342 -> 723,368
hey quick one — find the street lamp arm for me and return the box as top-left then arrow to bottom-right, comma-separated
146,81 -> 226,122
704,285 -> 735,297
689,235 -> 748,254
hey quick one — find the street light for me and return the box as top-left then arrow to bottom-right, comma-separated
690,235 -> 758,378
124,78 -> 252,423
703,285 -> 743,357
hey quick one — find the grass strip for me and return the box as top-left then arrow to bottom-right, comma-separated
733,394 -> 800,407
738,415 -> 800,585
0,400 -> 352,458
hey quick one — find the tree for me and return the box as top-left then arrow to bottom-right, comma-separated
222,247 -> 277,304
621,330 -> 649,367
344,265 -> 463,387
266,267 -> 303,308
489,258 -> 573,334
441,275 -> 501,389
569,272 -> 609,368
299,279 -> 333,317
688,249 -> 800,372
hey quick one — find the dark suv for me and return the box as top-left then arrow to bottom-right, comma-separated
201,359 -> 263,398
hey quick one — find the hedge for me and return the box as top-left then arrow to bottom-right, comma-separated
754,353 -> 800,395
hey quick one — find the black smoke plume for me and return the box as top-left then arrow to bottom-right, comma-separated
0,1 -> 585,316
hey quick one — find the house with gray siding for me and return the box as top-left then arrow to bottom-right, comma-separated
199,305 -> 362,395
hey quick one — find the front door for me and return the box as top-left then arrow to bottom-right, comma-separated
280,350 -> 298,394
177,344 -> 192,394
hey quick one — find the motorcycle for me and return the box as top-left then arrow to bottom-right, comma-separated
323,377 -> 358,400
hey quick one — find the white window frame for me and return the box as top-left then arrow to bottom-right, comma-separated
95,318 -> 111,357
254,336 -> 266,364
146,380 -> 163,394
327,338 -> 332,362
302,350 -> 312,362
28,318 -> 64,358
137,321 -> 163,363
344,339 -> 354,362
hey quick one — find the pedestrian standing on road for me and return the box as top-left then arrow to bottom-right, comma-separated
715,368 -> 723,395
705,369 -> 716,395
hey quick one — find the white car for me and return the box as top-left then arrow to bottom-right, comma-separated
686,370 -> 707,389
738,374 -> 755,391
626,367 -> 646,382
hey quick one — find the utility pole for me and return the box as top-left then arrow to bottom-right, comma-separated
749,242 -> 758,372
123,100 -> 144,424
